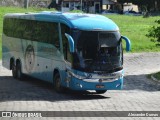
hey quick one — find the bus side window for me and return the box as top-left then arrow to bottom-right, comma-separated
3,18 -> 13,37
23,20 -> 33,40
30,21 -> 59,48
38,21 -> 60,48
51,23 -> 60,49
61,23 -> 72,63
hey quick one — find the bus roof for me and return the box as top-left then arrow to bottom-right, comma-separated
4,11 -> 119,31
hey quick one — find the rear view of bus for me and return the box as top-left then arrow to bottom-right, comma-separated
2,12 -> 130,94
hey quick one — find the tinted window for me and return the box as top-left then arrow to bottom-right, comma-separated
61,23 -> 72,62
72,30 -> 123,72
99,32 -> 120,47
3,18 -> 59,46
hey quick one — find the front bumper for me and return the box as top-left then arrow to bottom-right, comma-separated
67,70 -> 123,90
70,77 -> 123,90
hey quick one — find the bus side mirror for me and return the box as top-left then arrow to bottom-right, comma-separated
121,36 -> 131,52
65,33 -> 75,53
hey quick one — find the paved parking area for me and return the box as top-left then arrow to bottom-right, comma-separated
0,52 -> 160,119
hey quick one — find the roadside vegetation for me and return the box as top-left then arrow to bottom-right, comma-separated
148,72 -> 160,81
106,15 -> 160,52
146,19 -> 160,81
146,19 -> 160,46
153,72 -> 160,81
0,7 -> 160,58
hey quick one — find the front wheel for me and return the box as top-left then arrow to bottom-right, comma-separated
95,90 -> 107,94
54,73 -> 64,93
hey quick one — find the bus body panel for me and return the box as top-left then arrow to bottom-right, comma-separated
2,12 -> 130,92
70,77 -> 123,90
64,69 -> 123,90
2,34 -> 66,83
3,12 -> 119,31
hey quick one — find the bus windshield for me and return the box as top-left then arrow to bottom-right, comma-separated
72,30 -> 123,73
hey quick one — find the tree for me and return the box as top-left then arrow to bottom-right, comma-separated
146,19 -> 160,46
131,0 -> 157,12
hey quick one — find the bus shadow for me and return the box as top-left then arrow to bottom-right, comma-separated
1,73 -> 158,102
0,76 -> 109,102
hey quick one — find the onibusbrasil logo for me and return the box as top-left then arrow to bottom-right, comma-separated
25,45 -> 35,72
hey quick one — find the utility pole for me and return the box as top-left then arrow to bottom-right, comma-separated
24,0 -> 29,8
81,0 -> 82,11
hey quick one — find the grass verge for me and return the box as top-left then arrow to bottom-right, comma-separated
153,72 -> 160,81
0,7 -> 160,59
148,72 -> 160,82
106,15 -> 160,52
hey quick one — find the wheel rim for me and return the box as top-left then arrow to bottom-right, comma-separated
12,64 -> 17,77
54,74 -> 63,92
56,77 -> 61,90
17,68 -> 21,78
17,64 -> 22,79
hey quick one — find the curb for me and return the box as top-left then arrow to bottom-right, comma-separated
151,75 -> 160,83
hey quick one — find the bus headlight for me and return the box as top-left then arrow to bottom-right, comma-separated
67,71 -> 86,80
116,83 -> 121,88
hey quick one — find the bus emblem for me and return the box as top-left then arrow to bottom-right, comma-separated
25,45 -> 35,72
87,74 -> 92,78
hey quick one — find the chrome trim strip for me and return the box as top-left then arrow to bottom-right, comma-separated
67,69 -> 122,82
83,78 -> 119,83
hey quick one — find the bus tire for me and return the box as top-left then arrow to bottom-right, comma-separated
54,73 -> 63,93
95,90 -> 107,94
16,63 -> 23,80
11,63 -> 17,78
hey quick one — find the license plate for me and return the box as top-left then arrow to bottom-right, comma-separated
96,85 -> 104,88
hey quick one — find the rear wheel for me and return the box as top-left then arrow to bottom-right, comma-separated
95,90 -> 107,94
16,63 -> 23,80
11,63 -> 17,78
54,73 -> 64,93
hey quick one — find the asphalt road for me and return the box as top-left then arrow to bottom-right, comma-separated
0,52 -> 160,120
